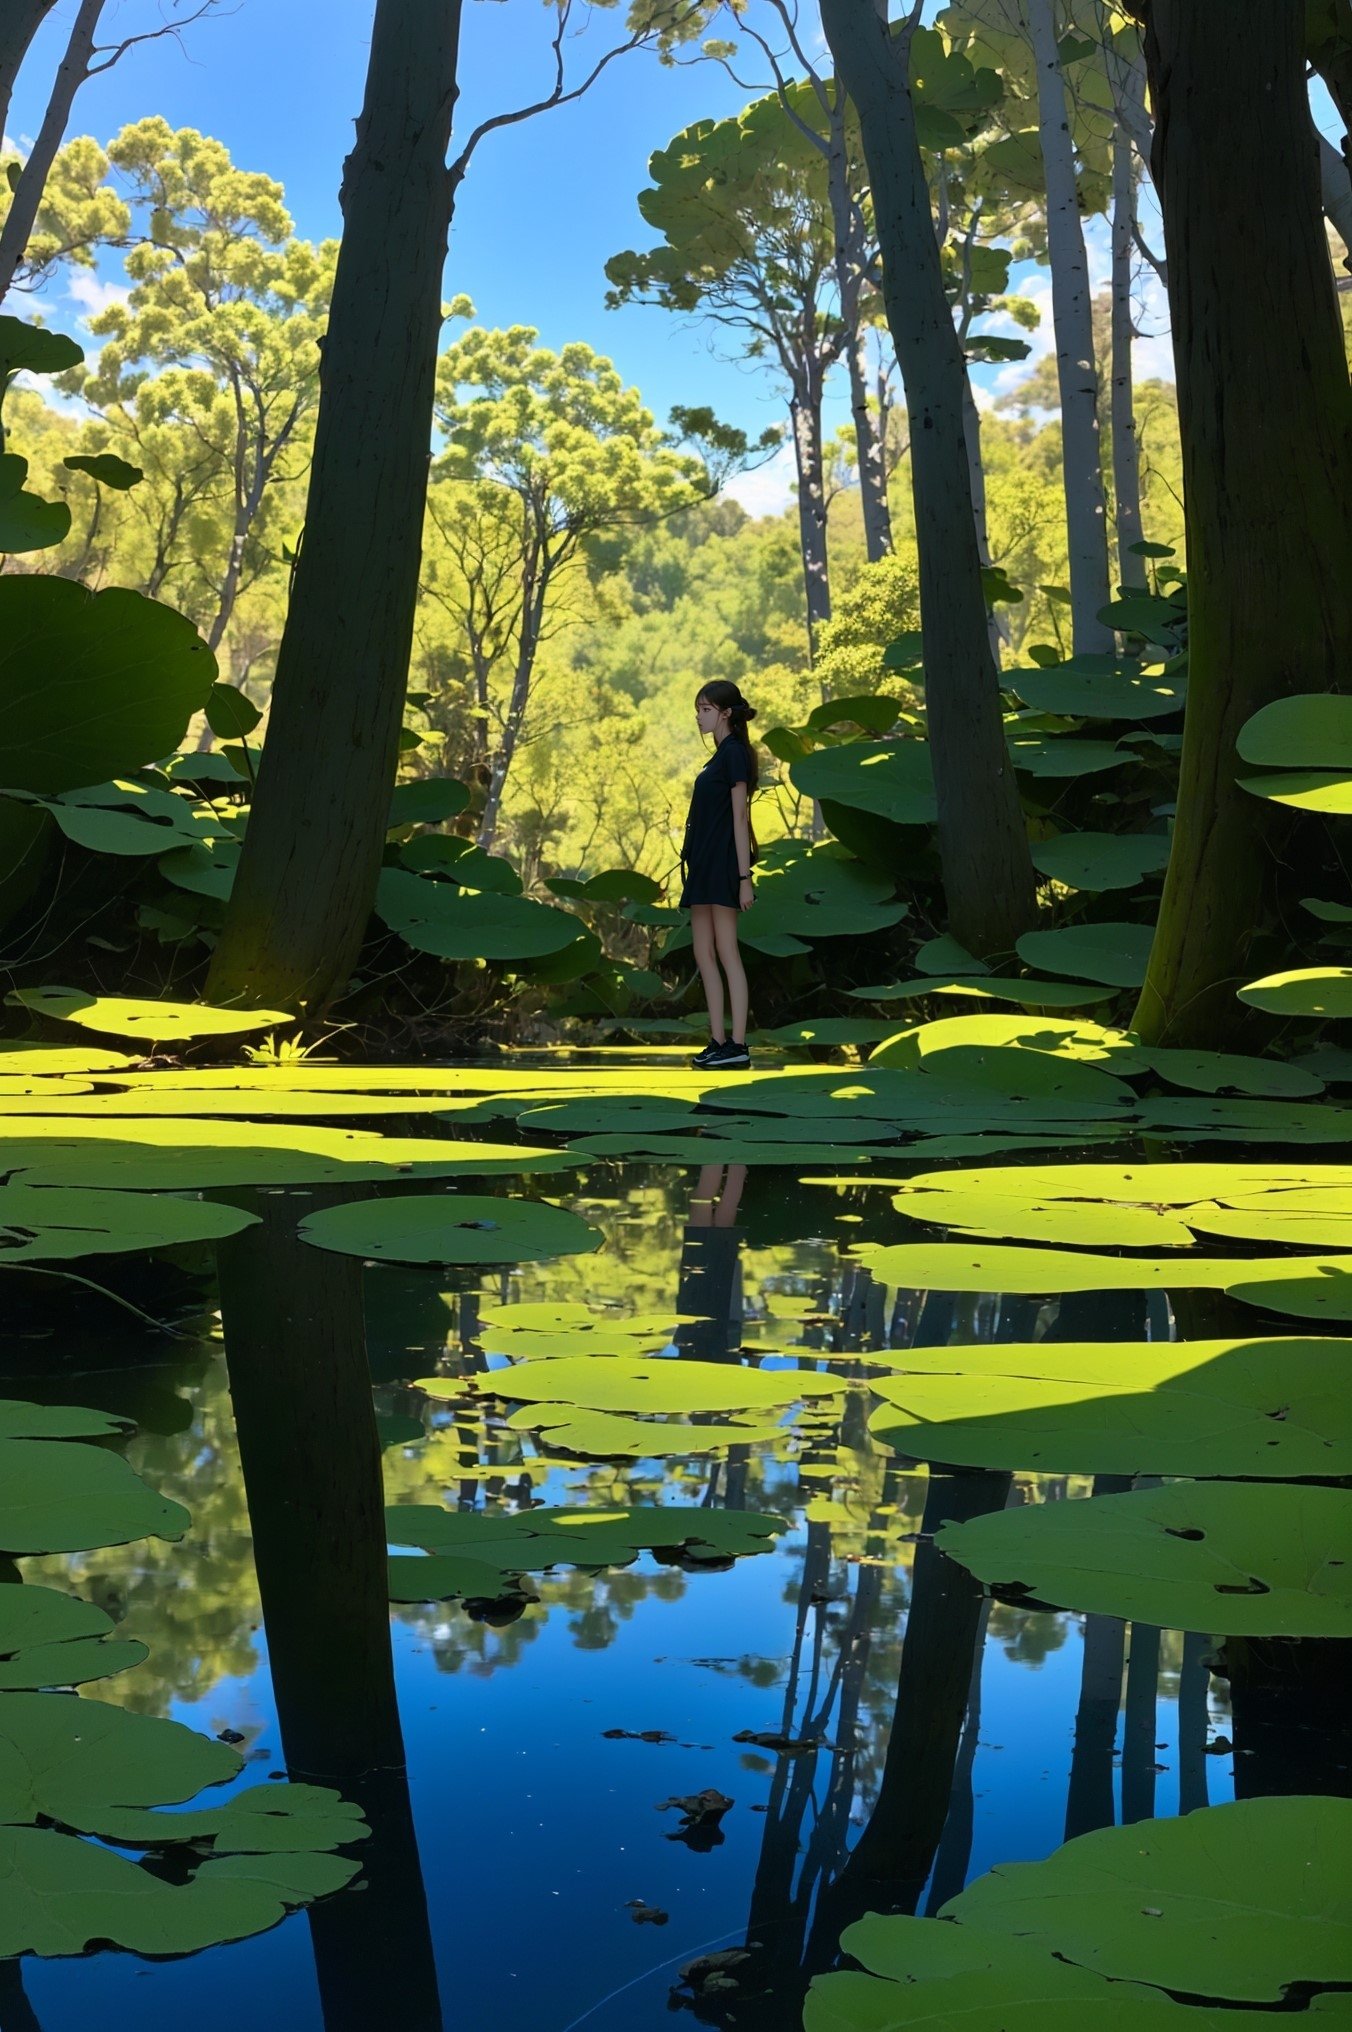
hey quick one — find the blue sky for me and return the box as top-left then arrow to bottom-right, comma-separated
6,0 -> 1199,515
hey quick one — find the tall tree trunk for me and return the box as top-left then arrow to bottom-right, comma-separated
1023,0 -> 1115,654
207,0 -> 462,1012
1110,116 -> 1146,584
819,0 -> 1038,957
961,370 -> 1007,666
0,0 -> 59,149
1131,0 -> 1352,1046
845,324 -> 892,560
790,378 -> 832,655
0,0 -> 102,305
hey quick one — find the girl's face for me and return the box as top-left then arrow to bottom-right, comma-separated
695,694 -> 728,739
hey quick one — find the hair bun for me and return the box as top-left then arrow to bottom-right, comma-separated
742,705 -> 757,721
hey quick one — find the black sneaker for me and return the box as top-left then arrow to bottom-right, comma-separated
690,1037 -> 728,1068
705,1038 -> 751,1071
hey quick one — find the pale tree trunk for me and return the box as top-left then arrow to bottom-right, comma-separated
476,621 -> 535,853
0,0 -> 59,147
819,0 -> 1038,958
208,0 -> 462,1012
960,371 -> 1008,666
1110,116 -> 1146,585
845,327 -> 892,560
0,0 -> 102,305
790,376 -> 832,655
1131,0 -> 1352,1046
1023,0 -> 1114,654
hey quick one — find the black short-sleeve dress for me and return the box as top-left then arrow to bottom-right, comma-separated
679,735 -> 750,908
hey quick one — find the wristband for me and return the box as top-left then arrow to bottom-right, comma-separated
739,871 -> 752,880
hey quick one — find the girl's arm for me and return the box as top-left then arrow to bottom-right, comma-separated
731,783 -> 754,908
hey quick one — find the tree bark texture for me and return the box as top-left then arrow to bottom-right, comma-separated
0,0 -> 58,148
819,0 -> 1037,957
791,379 -> 832,653
961,369 -> 1008,665
207,0 -> 462,1011
0,0 -> 102,306
1110,111 -> 1145,582
846,325 -> 893,561
1023,0 -> 1114,653
1131,0 -> 1352,1046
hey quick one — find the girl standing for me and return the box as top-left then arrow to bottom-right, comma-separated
679,680 -> 759,1070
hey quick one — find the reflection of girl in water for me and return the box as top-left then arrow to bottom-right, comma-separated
675,1163 -> 746,1362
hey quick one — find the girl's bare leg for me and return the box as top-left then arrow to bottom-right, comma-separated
691,905 -> 725,1042
691,1163 -> 727,1224
713,1162 -> 747,1227
712,905 -> 749,1042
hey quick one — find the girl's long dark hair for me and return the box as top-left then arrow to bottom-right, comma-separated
695,680 -> 760,795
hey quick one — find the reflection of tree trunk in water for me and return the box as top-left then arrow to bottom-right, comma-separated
0,1958 -> 42,2032
215,1191 -> 444,2032
924,1601 -> 989,1914
811,1468 -> 1011,1945
1121,1621 -> 1161,1825
1176,1629 -> 1210,1815
1225,1636 -> 1352,1801
1064,1617 -> 1126,1841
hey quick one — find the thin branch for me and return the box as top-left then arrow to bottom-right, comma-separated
87,0 -> 227,76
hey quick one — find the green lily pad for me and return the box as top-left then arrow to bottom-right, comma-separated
1007,737 -> 1128,778
0,1585 -> 147,1690
936,1480 -> 1352,1636
568,1135 -> 879,1166
789,739 -> 937,825
0,1121 -> 568,1190
869,1014 -> 1148,1070
159,838 -> 240,899
1237,770 -> 1352,814
886,1186 -> 1194,1249
855,1239 -> 1352,1299
848,977 -> 1117,1008
1140,1048 -> 1322,1098
0,1828 -> 359,1958
300,1193 -> 602,1265
1,1437 -> 190,1556
1016,923 -> 1156,988
503,1406 -> 789,1457
1011,663 -> 1185,721
868,1336 -> 1351,1478
1185,1193 -> 1352,1248
375,867 -> 578,960
387,776 -> 470,827
428,1354 -> 844,1416
0,1184 -> 258,1260
943,1794 -> 1352,2003
914,934 -> 989,976
7,987 -> 295,1040
1237,968 -> 1352,1017
914,1161 -> 1349,1206
0,577 -> 216,796
0,1047 -> 138,1076
386,1503 -> 784,1600
1237,693 -> 1352,768
808,1795 -> 1351,2025
1031,833 -> 1171,892
758,1017 -> 907,1047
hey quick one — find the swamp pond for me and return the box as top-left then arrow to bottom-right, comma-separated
1,1040 -> 1349,2031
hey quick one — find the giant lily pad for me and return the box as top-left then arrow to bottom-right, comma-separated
789,739 -> 937,825
1016,922 -> 1156,988
868,1337 -> 1351,1478
1,1432 -> 190,1556
1237,770 -> 1352,815
848,976 -> 1117,1008
0,1829 -> 360,1958
1031,833 -> 1171,892
936,1480 -> 1352,1636
387,1503 -> 784,1601
1011,661 -> 1185,721
0,1121 -> 569,1190
426,1354 -> 844,1416
0,1184 -> 257,1260
502,1406 -> 789,1457
857,1239 -> 1352,1299
1007,737 -> 1128,778
0,1585 -> 147,1690
0,577 -> 215,795
1237,968 -> 1352,1018
1237,694 -> 1352,769
806,1795 -> 1351,2026
300,1193 -> 602,1265
886,1186 -> 1193,1249
7,987 -> 294,1041
375,867 -> 578,960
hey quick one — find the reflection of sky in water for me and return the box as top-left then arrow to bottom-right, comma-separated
12,1184 -> 1242,2032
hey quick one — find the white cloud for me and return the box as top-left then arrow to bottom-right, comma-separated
723,439 -> 796,519
66,272 -> 130,323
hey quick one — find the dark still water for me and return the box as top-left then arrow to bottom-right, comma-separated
6,1151 -> 1331,2032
